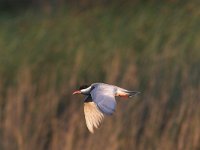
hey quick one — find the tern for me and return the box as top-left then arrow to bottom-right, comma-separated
73,83 -> 140,133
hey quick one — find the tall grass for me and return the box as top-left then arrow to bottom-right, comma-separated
0,2 -> 200,150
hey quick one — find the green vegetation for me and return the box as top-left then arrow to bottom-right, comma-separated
0,2 -> 200,150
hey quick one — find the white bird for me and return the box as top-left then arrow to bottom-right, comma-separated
72,83 -> 140,133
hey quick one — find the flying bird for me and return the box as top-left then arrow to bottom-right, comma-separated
72,83 -> 140,133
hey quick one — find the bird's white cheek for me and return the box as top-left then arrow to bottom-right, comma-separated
81,86 -> 92,94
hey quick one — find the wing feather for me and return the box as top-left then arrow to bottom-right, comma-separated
84,102 -> 104,133
90,84 -> 117,115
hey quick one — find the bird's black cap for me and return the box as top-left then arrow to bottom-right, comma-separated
79,85 -> 89,90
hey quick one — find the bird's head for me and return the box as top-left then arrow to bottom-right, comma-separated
72,85 -> 90,95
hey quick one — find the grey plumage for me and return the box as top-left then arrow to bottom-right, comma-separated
73,82 -> 140,133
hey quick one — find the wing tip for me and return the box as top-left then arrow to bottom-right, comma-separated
84,102 -> 104,133
88,128 -> 94,133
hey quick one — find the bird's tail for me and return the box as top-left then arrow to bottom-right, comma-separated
124,90 -> 140,97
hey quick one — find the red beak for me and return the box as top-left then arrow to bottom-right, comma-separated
72,90 -> 81,95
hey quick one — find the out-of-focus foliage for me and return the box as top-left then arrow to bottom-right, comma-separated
0,1 -> 200,150
0,0 -> 193,13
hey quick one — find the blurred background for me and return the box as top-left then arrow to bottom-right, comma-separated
0,0 -> 200,150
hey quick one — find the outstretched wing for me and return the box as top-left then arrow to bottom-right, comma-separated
84,100 -> 104,133
90,84 -> 117,115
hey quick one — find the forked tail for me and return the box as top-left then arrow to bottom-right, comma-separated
116,88 -> 140,98
124,90 -> 140,97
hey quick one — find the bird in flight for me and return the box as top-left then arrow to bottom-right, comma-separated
73,83 -> 140,133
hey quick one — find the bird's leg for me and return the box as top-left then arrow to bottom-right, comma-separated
115,91 -> 129,98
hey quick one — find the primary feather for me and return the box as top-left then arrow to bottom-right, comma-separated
84,102 -> 104,133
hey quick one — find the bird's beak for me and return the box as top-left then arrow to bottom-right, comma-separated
72,90 -> 81,95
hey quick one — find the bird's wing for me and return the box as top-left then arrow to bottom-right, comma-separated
90,84 -> 117,115
84,101 -> 104,133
